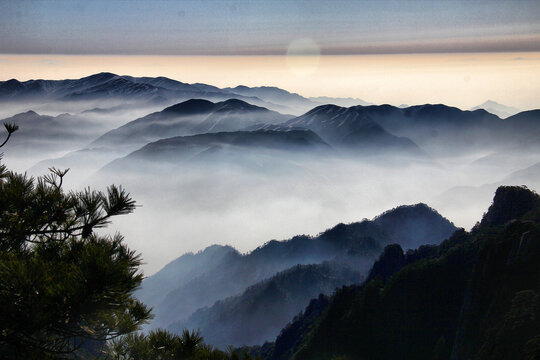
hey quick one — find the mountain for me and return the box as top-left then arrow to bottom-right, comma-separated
0,73 -> 115,100
503,109 -> 540,135
340,121 -> 425,156
0,73 -> 374,116
238,294 -> 331,360
470,100 -> 521,119
223,86 -> 317,114
503,161 -> 540,185
169,262 -> 361,348
0,110 -> 102,159
274,103 -> 540,156
98,129 -> 331,175
438,161 -> 540,219
371,203 -> 459,249
0,73 -> 311,115
137,245 -> 236,309
309,96 -> 372,107
0,72 -> 202,101
90,99 -> 292,151
2,110 -> 95,139
279,104 -> 372,144
137,203 -> 455,330
253,185 -> 540,360
222,86 -> 373,115
262,104 -> 424,156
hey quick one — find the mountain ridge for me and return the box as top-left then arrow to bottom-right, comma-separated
137,203 -> 455,332
90,98 -> 292,150
245,186 -> 540,360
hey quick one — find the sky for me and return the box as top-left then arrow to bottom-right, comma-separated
1,0 -> 539,55
0,0 -> 539,109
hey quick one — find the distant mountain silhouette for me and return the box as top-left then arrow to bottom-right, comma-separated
439,160 -> 540,216
470,100 -> 521,119
0,73 -> 121,100
341,121 -> 425,156
0,73 -> 376,116
0,73 -> 193,101
98,129 -> 330,175
255,104 -> 424,156
90,99 -> 292,150
169,262 -> 361,348
137,245 -> 237,309
503,161 -> 540,185
223,86 -> 316,114
267,103 -> 540,156
222,86 -> 373,115
138,203 -> 455,332
308,96 -> 372,108
0,110 -> 102,157
0,73 -> 312,115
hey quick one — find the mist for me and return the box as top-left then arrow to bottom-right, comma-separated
0,99 -> 167,172
1,98 -> 536,276
80,150 -> 535,276
3,74 -> 540,351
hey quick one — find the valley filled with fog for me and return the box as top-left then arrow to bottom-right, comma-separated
1,73 -> 538,277
2,73 -> 540,349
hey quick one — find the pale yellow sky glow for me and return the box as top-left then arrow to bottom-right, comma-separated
1,52 -> 539,110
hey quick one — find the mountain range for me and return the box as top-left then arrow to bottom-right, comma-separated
0,72 -> 245,105
169,262 -> 361,348
242,185 -> 540,360
0,73 -> 372,116
4,75 -> 538,180
280,103 -> 540,156
0,110 -> 103,161
98,129 -> 330,176
137,203 -> 456,343
16,96 -> 540,206
90,99 -> 292,151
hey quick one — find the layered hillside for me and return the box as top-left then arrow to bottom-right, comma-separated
169,262 -> 361,348
250,186 -> 539,360
137,203 -> 455,332
91,99 -> 292,149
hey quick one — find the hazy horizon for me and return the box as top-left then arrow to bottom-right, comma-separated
1,52 -> 540,111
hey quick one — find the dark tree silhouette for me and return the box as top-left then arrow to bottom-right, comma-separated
0,123 -> 152,358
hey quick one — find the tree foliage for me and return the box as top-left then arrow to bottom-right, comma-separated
288,186 -> 540,360
104,328 -> 256,360
0,123 -> 151,359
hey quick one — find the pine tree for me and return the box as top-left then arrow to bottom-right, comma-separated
0,123 -> 151,359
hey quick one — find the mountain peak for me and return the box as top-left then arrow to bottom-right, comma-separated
162,99 -> 216,114
372,203 -> 456,249
11,110 -> 40,119
470,100 -> 521,118
305,103 -> 344,115
81,72 -> 118,82
4,79 -> 23,85
481,100 -> 504,107
218,98 -> 263,111
366,244 -> 405,282
479,186 -> 540,227
0,79 -> 25,91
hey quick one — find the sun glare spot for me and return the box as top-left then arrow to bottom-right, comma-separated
286,38 -> 321,76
